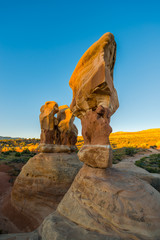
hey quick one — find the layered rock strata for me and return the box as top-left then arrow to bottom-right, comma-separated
10,102 -> 81,232
69,33 -> 119,118
58,165 -> 160,240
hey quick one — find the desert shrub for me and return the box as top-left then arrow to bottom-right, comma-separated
135,154 -> 160,173
113,151 -> 123,164
2,151 -> 10,155
113,148 -> 127,164
22,148 -> 30,154
150,145 -> 157,149
15,152 -> 21,157
125,147 -> 138,156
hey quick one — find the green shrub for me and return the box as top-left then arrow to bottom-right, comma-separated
22,149 -> 30,154
2,151 -> 10,155
125,147 -> 138,156
135,154 -> 160,173
15,152 -> 21,157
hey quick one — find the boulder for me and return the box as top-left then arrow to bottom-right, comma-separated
69,32 -> 119,118
78,145 -> 112,168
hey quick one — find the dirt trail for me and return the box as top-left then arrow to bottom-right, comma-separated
121,148 -> 160,164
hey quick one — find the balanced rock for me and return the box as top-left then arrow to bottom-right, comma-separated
69,32 -> 119,118
69,33 -> 119,168
53,33 -> 160,240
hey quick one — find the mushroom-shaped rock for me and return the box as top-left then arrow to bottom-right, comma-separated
69,33 -> 119,168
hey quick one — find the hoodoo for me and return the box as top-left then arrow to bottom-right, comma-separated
55,33 -> 160,240
1,33 -> 160,240
9,102 -> 82,232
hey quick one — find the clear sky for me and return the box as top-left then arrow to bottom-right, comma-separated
0,0 -> 160,138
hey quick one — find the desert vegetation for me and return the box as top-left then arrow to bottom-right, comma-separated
1,129 -> 159,153
110,128 -> 160,149
0,138 -> 39,153
0,150 -> 36,183
135,153 -> 160,173
0,129 -> 160,176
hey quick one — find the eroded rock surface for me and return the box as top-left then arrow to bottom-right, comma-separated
57,105 -> 78,146
69,32 -> 119,118
10,152 -> 82,232
39,103 -> 78,148
81,106 -> 112,145
7,102 -> 81,232
58,165 -> 160,240
114,161 -> 160,192
54,33 -> 160,240
69,33 -> 119,168
40,101 -> 59,144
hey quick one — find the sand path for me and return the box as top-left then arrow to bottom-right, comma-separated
121,148 -> 160,164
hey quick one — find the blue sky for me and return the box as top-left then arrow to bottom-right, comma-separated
0,0 -> 160,138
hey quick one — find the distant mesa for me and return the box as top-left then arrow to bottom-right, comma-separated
0,136 -> 23,140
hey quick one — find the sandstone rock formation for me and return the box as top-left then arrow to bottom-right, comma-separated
57,105 -> 78,146
10,152 -> 81,232
38,103 -> 78,152
40,101 -> 59,144
9,102 -> 81,232
57,166 -> 160,240
56,33 -> 160,240
69,32 -> 119,168
2,33 -> 160,240
69,32 -> 119,118
114,160 -> 160,192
